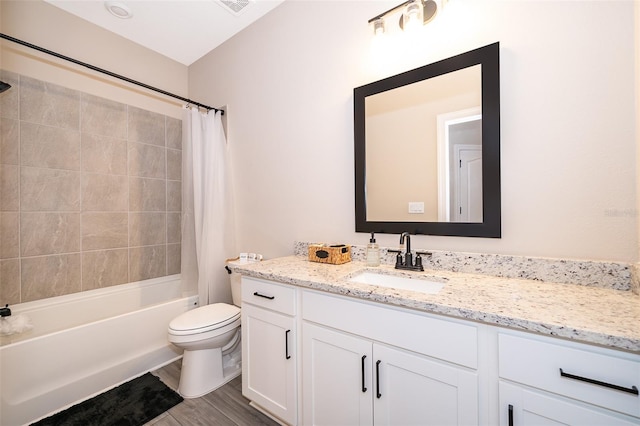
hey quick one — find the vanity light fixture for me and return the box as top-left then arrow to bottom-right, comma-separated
368,0 -> 446,36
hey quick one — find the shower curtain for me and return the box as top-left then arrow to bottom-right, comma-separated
182,107 -> 236,305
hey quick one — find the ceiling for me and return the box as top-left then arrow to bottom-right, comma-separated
45,0 -> 286,66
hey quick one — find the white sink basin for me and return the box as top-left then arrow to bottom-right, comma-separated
348,271 -> 445,295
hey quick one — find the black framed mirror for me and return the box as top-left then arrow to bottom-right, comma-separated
354,42 -> 501,237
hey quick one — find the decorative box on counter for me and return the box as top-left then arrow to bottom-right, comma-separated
308,244 -> 351,265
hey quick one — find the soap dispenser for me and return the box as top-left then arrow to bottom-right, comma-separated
366,232 -> 380,267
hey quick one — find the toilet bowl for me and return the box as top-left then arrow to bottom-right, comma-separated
168,258 -> 249,398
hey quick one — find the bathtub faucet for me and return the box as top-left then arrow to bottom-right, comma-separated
0,304 -> 11,317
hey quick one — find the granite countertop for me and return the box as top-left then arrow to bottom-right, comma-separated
232,255 -> 640,354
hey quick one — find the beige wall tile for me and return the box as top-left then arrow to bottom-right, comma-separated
1,118 -> 19,165
81,133 -> 127,175
129,106 -> 165,146
21,122 -> 81,170
166,117 -> 182,150
167,180 -> 181,212
167,243 -> 181,275
167,212 -> 181,244
0,71 -> 19,120
129,212 -> 166,246
1,212 -> 19,259
0,259 -> 21,305
129,245 -> 166,281
1,164 -> 19,211
21,254 -> 81,302
167,149 -> 181,181
129,177 -> 166,212
82,212 -> 128,250
128,141 -> 165,178
82,249 -> 128,290
20,76 -> 80,129
21,212 -> 80,256
21,167 -> 81,211
81,93 -> 127,138
82,173 -> 128,211
4,72 -> 182,304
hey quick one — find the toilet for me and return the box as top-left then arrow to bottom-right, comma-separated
168,262 -> 245,398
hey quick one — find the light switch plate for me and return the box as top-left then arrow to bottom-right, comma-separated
408,202 -> 425,214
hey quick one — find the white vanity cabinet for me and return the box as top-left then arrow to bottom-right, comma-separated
498,332 -> 640,426
241,277 -> 297,425
239,271 -> 640,426
301,290 -> 480,426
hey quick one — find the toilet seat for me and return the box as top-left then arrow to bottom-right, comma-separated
168,303 -> 240,336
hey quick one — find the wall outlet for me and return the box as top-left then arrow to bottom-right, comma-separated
408,202 -> 425,214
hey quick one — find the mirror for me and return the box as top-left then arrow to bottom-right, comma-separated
354,43 -> 501,237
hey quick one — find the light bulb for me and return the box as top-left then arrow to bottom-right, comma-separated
373,18 -> 385,36
402,0 -> 423,31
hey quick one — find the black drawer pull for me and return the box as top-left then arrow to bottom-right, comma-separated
253,291 -> 275,300
376,360 -> 382,399
285,329 -> 291,360
361,355 -> 367,393
559,368 -> 639,395
508,404 -> 513,426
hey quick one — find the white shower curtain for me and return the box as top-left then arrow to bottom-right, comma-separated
182,107 -> 236,305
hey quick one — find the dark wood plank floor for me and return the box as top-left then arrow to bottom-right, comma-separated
146,360 -> 280,426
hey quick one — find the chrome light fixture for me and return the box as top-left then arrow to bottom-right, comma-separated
369,0 -> 445,36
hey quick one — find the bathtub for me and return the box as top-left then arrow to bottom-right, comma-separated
0,275 -> 197,426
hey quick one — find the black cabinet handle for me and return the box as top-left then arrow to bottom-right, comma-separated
253,291 -> 275,300
285,329 -> 291,360
361,355 -> 367,393
559,368 -> 639,395
376,360 -> 382,399
508,404 -> 513,426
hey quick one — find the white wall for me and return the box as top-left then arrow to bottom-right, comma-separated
189,0 -> 637,263
1,0 -> 188,118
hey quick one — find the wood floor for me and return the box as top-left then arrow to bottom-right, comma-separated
146,360 -> 280,426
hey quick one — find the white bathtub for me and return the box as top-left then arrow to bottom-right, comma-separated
0,275 -> 196,426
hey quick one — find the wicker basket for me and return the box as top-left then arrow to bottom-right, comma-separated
308,244 -> 351,265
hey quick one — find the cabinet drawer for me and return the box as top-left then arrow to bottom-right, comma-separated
499,333 -> 640,418
241,277 -> 296,315
302,290 -> 478,369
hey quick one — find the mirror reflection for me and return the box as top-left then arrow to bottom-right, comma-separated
365,65 -> 482,223
354,42 -> 501,237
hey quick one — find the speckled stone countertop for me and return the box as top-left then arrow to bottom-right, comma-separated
232,256 -> 640,354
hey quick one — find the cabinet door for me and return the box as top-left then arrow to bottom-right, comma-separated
500,381 -> 639,426
374,344 -> 479,426
302,322 -> 374,426
242,304 -> 296,425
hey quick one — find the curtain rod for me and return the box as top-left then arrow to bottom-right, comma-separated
0,33 -> 223,114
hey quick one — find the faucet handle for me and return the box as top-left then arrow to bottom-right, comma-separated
414,251 -> 431,271
387,249 -> 403,267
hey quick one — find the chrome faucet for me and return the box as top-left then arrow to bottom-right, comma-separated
389,232 -> 429,272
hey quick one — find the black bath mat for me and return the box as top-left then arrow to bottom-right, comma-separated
31,373 -> 183,426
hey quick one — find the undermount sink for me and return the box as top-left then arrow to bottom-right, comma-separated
348,271 -> 445,295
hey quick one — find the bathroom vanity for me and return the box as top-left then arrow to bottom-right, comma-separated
235,256 -> 640,426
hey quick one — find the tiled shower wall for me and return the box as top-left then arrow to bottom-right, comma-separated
0,70 -> 182,304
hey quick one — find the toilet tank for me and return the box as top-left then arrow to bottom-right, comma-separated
230,272 -> 242,307
228,255 -> 261,307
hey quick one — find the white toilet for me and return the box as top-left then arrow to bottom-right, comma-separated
168,265 -> 244,398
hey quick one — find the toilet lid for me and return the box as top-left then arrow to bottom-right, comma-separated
169,303 -> 240,334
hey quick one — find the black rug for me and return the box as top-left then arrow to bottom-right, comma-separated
31,373 -> 183,426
